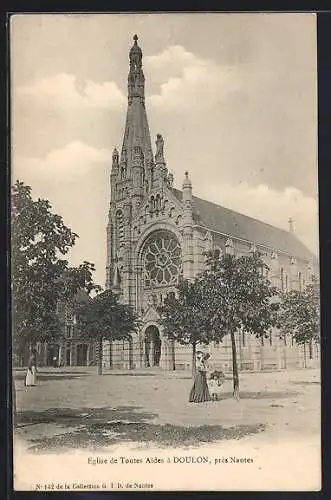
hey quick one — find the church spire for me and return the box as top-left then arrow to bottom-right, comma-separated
128,34 -> 145,103
120,35 -> 153,181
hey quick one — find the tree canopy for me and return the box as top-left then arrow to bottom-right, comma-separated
158,279 -> 211,374
75,289 -> 139,374
201,250 -> 279,338
278,277 -> 320,352
159,249 -> 279,395
199,250 -> 279,398
11,180 -> 99,356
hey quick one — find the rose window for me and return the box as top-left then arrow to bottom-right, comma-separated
142,230 -> 182,288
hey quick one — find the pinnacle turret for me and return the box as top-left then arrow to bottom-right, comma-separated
128,34 -> 145,102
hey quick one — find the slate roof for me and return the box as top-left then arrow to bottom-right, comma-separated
172,188 -> 317,263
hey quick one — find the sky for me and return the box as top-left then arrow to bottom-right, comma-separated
11,13 -> 318,287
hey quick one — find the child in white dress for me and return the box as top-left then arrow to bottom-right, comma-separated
25,356 -> 37,387
208,370 -> 225,401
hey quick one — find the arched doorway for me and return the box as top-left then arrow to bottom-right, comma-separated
144,325 -> 161,367
77,344 -> 88,366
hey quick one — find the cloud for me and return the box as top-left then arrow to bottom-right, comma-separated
13,140 -> 112,183
15,46 -> 239,114
16,73 -> 126,110
12,141 -> 112,286
145,45 -> 198,83
145,45 -> 241,111
193,180 -> 319,256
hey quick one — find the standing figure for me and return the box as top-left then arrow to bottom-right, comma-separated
189,351 -> 211,403
25,354 -> 37,387
208,370 -> 226,401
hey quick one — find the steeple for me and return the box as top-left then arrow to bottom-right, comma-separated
120,35 -> 153,180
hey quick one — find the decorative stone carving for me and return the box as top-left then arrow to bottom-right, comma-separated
204,231 -> 213,252
155,134 -> 165,164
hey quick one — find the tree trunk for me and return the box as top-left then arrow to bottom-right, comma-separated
128,337 -> 133,370
230,330 -> 240,400
58,343 -> 62,367
192,342 -> 197,378
109,340 -> 113,369
171,338 -> 176,371
309,338 -> 313,360
303,342 -> 307,369
97,337 -> 103,375
283,337 -> 287,369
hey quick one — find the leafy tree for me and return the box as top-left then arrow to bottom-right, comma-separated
200,250 -> 279,400
11,181 -> 99,359
75,289 -> 139,375
158,279 -> 211,376
278,277 -> 320,366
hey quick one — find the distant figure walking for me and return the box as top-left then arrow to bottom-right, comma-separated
189,351 -> 211,403
25,355 -> 37,387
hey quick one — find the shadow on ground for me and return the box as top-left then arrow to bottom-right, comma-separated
289,381 -> 320,386
16,405 -> 265,453
17,406 -> 157,427
14,372 -> 90,382
101,373 -> 158,377
15,375 -> 85,382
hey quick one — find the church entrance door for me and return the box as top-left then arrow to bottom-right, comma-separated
144,325 -> 161,367
76,344 -> 88,366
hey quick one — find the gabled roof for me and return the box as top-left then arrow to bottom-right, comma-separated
172,188 -> 317,263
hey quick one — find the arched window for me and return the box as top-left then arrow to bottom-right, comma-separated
150,196 -> 155,212
298,272 -> 302,291
280,268 -> 284,291
142,230 -> 182,288
265,266 -> 269,280
225,238 -> 235,256
155,194 -> 161,212
115,210 -> 124,249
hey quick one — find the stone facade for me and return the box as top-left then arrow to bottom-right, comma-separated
27,300 -> 97,368
104,36 -> 319,372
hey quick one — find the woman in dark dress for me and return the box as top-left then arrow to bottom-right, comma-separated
189,351 -> 211,403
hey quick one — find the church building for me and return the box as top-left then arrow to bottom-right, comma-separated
104,35 -> 319,372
